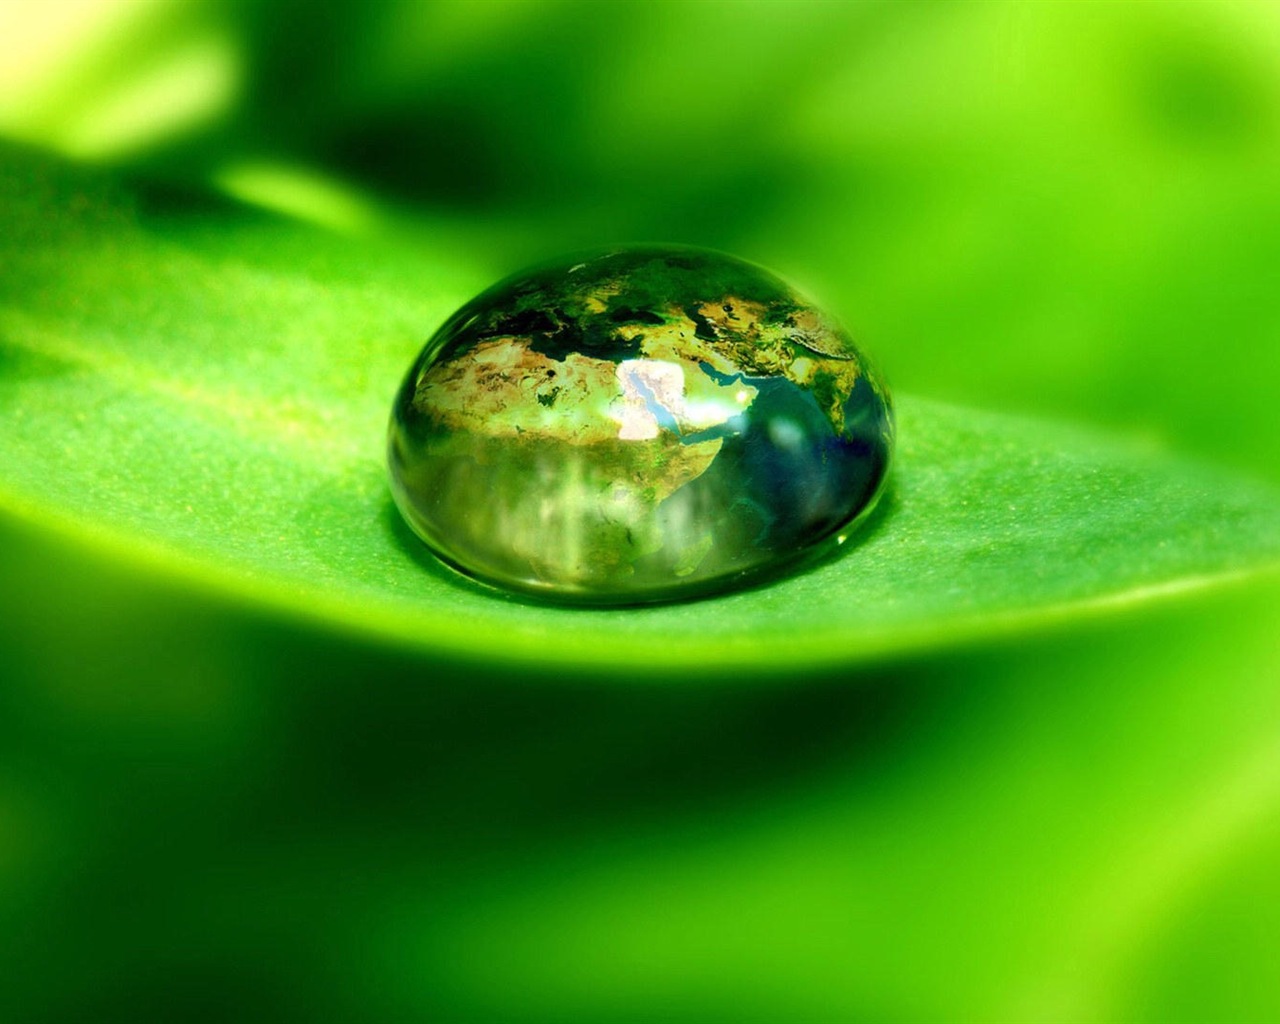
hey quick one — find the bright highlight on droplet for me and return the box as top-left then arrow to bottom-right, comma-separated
388,246 -> 894,605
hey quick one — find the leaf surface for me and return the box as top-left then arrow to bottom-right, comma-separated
2,146 -> 1277,673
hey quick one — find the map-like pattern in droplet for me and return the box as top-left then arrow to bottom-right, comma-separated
387,246 -> 894,604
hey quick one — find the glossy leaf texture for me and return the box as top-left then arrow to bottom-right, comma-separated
1,145 -> 1278,675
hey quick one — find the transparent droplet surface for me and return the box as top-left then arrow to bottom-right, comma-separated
388,246 -> 894,604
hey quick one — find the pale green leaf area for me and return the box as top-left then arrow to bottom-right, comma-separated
2,146 -> 1277,675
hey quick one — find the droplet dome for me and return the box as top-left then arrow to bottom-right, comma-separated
387,246 -> 893,604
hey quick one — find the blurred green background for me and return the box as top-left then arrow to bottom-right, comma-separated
1,1 -> 1279,1020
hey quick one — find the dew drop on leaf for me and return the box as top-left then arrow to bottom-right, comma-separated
387,246 -> 894,604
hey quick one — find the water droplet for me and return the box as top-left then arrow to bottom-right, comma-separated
387,246 -> 893,604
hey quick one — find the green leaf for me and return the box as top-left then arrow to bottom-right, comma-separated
1,145 -> 1277,673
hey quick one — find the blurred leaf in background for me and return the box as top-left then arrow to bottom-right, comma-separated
1,1 -> 1279,1022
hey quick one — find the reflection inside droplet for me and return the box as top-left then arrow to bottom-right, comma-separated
387,245 -> 894,604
